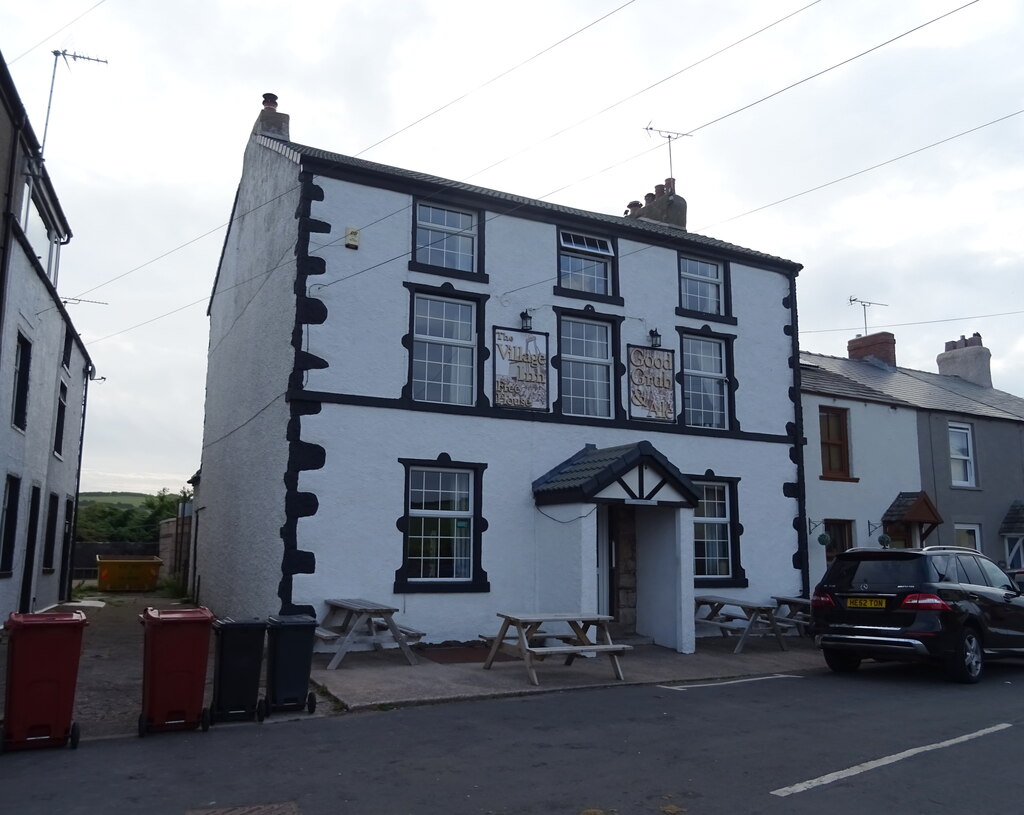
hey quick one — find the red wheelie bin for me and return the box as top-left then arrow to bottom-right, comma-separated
2,610 -> 88,751
138,606 -> 213,736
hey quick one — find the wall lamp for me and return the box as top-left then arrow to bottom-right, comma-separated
520,310 -> 533,331
648,328 -> 662,348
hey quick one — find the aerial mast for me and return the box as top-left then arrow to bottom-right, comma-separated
41,49 -> 108,157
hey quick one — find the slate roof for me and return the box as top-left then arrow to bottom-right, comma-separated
259,137 -> 803,273
800,363 -> 912,407
882,492 -> 943,524
1000,500 -> 1024,535
532,441 -> 699,506
800,352 -> 1024,422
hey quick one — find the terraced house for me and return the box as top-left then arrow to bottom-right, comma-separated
195,95 -> 805,652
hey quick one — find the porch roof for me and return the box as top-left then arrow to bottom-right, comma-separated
881,491 -> 943,525
532,441 -> 700,507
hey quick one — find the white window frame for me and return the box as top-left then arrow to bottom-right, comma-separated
683,336 -> 728,429
1005,535 -> 1024,571
694,482 -> 732,577
679,257 -> 722,315
558,230 -> 613,296
412,295 -> 476,406
949,422 -> 976,487
954,523 -> 981,550
560,317 -> 613,418
406,467 -> 473,581
415,203 -> 476,273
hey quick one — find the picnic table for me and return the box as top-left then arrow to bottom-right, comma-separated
694,594 -> 788,654
316,598 -> 424,669
481,612 -> 632,686
771,595 -> 812,636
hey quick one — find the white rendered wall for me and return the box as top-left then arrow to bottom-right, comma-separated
802,393 -> 920,584
195,140 -> 301,619
0,237 -> 88,616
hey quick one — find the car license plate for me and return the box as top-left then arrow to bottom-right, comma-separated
847,597 -> 886,609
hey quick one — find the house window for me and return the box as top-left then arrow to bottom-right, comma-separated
1006,535 -> 1024,571
1,475 -> 21,575
949,422 -> 975,487
61,328 -> 73,370
12,333 -> 31,430
819,407 -> 851,478
414,202 -> 477,274
556,230 -> 616,300
954,523 -> 981,550
694,482 -> 732,577
53,382 -> 68,457
682,335 -> 728,429
560,317 -> 612,418
42,493 -> 60,571
679,257 -> 722,315
395,457 -> 489,593
412,295 -> 476,406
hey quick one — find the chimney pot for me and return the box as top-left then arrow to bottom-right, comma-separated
262,93 -> 278,110
655,183 -> 666,198
665,177 -> 675,196
644,192 -> 656,203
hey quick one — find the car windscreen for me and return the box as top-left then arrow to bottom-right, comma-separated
825,554 -> 935,590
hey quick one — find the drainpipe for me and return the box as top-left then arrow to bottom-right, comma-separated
0,108 -> 28,357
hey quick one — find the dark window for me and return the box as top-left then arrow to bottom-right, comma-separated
12,334 -> 31,430
819,407 -> 851,478
61,328 -> 73,370
394,457 -> 489,593
1,475 -> 21,575
956,554 -> 986,586
823,519 -> 854,564
42,492 -> 60,571
53,382 -> 68,456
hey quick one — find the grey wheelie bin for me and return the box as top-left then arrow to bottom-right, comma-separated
211,617 -> 266,723
261,614 -> 317,717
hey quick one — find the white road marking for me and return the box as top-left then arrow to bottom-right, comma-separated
657,674 -> 802,691
771,722 -> 1013,797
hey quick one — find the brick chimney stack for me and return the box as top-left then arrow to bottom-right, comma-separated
848,332 -> 897,368
253,92 -> 290,141
936,333 -> 992,388
624,177 -> 687,229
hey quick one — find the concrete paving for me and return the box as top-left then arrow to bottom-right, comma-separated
0,590 -> 826,743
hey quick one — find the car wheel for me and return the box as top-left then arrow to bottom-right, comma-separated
823,649 -> 861,673
946,626 -> 983,684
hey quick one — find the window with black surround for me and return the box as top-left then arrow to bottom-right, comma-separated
53,382 -> 68,457
0,475 -> 21,575
404,281 -> 489,410
554,230 -> 621,305
681,332 -> 732,430
410,201 -> 485,281
677,256 -> 735,323
691,477 -> 746,588
394,455 -> 489,593
42,492 -> 60,572
553,306 -> 624,421
12,333 -> 31,431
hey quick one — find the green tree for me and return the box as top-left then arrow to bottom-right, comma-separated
75,487 -> 193,542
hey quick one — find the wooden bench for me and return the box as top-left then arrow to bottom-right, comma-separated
318,620 -> 425,643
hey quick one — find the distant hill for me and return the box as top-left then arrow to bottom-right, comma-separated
79,492 -> 150,508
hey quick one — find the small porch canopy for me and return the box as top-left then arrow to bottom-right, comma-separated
882,491 -> 943,543
532,440 -> 700,508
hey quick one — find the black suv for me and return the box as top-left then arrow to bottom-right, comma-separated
811,546 -> 1024,683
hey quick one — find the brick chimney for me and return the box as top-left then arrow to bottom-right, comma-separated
252,92 -> 290,141
848,332 -> 897,368
624,177 -> 687,229
936,333 -> 992,388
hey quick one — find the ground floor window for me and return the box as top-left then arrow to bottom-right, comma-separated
823,519 -> 854,565
692,478 -> 746,587
394,456 -> 490,593
954,523 -> 981,550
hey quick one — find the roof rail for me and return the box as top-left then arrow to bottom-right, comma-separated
920,545 -> 981,553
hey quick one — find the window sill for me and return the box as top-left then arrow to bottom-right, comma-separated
552,286 -> 623,307
819,475 -> 860,483
675,306 -> 737,325
407,260 -> 488,284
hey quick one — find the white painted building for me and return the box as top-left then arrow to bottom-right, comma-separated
195,96 -> 805,651
1,51 -> 92,617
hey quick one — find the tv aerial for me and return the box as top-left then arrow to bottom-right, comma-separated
41,49 -> 108,157
849,296 -> 888,334
644,123 -> 692,179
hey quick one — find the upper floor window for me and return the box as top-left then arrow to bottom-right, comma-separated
412,294 -> 476,406
11,334 -> 31,431
53,382 -> 68,457
61,329 -> 73,371
949,422 -> 975,487
679,257 -> 722,315
560,317 -> 613,418
414,202 -> 478,275
819,407 -> 851,478
555,230 -> 619,303
682,335 -> 728,429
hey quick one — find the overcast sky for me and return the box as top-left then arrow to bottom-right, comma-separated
3,0 -> 1021,494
